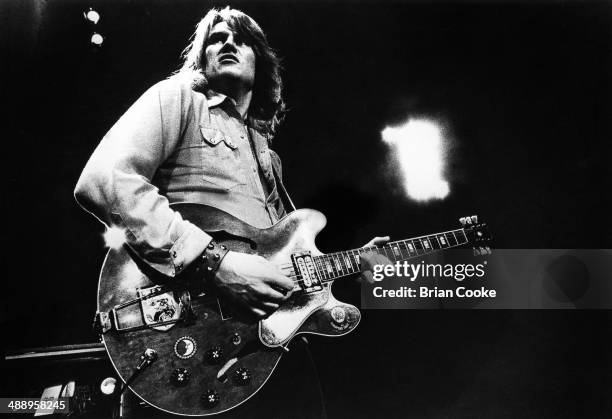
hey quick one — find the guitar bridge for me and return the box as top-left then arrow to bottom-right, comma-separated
291,251 -> 323,293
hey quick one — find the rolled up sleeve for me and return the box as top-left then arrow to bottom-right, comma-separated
74,80 -> 211,277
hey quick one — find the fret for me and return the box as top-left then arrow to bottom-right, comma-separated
450,230 -> 460,245
455,229 -> 468,244
342,252 -> 355,273
353,251 -> 362,269
381,246 -> 393,261
350,252 -> 359,272
396,241 -> 410,259
332,254 -> 345,275
343,252 -> 351,273
413,239 -> 424,254
405,241 -> 416,256
351,251 -> 361,270
324,256 -> 336,277
312,257 -> 321,280
361,246 -> 377,262
445,232 -> 458,246
330,256 -> 339,277
437,234 -> 449,248
429,235 -> 442,250
320,257 -> 329,279
314,257 -> 327,280
390,243 -> 403,260
337,252 -> 349,273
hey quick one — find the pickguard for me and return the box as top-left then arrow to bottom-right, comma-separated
259,286 -> 330,347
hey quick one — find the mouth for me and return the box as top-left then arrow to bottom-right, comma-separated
218,54 -> 239,64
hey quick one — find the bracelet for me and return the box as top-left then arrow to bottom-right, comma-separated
199,240 -> 230,280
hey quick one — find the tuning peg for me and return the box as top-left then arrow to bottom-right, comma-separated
476,246 -> 491,255
470,215 -> 478,224
459,217 -> 467,226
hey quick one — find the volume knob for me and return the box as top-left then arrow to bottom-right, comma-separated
171,368 -> 190,386
234,367 -> 252,385
201,389 -> 220,408
205,346 -> 223,364
331,306 -> 347,324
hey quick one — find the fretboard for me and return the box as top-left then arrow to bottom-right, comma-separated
312,228 -> 469,282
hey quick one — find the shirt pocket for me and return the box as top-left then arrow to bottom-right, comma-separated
199,124 -> 246,191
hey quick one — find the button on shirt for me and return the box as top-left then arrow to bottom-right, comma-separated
74,76 -> 287,277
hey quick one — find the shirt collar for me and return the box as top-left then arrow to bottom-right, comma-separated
205,90 -> 233,108
205,90 -> 253,124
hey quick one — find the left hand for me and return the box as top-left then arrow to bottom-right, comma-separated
358,236 -> 392,284
362,236 -> 391,248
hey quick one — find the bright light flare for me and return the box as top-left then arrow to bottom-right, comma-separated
382,118 -> 450,202
91,32 -> 104,46
100,377 -> 117,395
84,9 -> 100,24
103,226 -> 126,249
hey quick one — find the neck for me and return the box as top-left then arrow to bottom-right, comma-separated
233,90 -> 252,120
313,228 -> 470,282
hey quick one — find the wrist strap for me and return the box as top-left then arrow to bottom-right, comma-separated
199,240 -> 229,279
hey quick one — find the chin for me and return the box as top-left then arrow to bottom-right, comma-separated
210,71 -> 255,86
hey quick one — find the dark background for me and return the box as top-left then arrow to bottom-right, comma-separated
2,0 -> 611,417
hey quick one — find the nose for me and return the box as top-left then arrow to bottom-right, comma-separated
221,33 -> 238,51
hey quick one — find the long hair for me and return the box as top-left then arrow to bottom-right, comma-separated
177,7 -> 285,139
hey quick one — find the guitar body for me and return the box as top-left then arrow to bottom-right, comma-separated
98,203 -> 361,416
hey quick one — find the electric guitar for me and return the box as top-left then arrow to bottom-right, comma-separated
94,203 -> 491,416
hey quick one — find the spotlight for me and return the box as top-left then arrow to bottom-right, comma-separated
381,118 -> 450,202
90,32 -> 104,47
84,8 -> 100,24
100,377 -> 117,395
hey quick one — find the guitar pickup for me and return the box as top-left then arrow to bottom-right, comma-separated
291,251 -> 323,293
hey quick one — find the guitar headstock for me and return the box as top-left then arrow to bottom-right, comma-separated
459,215 -> 492,255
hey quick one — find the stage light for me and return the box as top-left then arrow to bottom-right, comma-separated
90,32 -> 104,46
381,118 -> 450,202
84,8 -> 100,24
103,226 -> 126,249
100,377 -> 117,395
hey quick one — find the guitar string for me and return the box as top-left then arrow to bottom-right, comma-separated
274,235 -> 469,270
282,244 -> 471,285
220,231 -> 472,285
275,237 -> 472,274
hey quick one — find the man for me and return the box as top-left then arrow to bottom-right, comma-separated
75,6 -> 386,418
76,7 -> 297,319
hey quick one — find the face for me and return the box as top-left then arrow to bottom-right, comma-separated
203,21 -> 256,90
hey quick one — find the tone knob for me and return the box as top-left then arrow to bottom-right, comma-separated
201,389 -> 220,408
331,306 -> 347,324
234,367 -> 252,385
171,368 -> 190,386
205,346 -> 223,364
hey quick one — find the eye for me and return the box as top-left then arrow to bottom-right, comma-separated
207,32 -> 226,45
233,34 -> 246,46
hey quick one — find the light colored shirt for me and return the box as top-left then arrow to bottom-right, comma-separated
74,76 -> 287,277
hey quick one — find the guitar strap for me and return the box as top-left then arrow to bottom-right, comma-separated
271,156 -> 297,213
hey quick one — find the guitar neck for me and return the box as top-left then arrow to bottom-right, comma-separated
313,228 -> 469,282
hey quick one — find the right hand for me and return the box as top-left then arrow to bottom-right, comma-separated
213,251 -> 294,318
